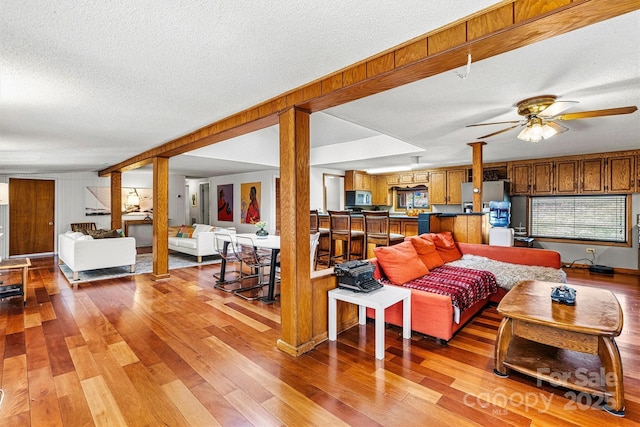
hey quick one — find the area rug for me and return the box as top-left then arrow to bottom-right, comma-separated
58,252 -> 221,284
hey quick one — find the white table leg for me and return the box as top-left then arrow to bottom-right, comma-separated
328,294 -> 337,341
402,294 -> 411,339
358,304 -> 366,325
375,306 -> 385,360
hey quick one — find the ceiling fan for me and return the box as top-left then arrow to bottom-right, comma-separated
467,95 -> 638,143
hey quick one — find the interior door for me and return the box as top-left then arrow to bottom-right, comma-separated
9,178 -> 55,255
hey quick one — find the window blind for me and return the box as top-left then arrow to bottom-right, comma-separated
530,195 -> 626,242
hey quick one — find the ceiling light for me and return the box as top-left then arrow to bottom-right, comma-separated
517,117 -> 559,143
365,165 -> 412,175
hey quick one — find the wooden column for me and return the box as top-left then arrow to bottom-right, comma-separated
276,107 -> 313,356
467,142 -> 486,212
152,156 -> 170,280
110,171 -> 122,230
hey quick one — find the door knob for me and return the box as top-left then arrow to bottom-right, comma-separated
48,222 -> 54,225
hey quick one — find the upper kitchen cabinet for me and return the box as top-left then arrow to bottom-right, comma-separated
345,170 -> 371,191
429,168 -> 468,205
372,175 -> 390,205
554,160 -> 579,194
509,162 -> 532,195
532,162 -> 553,195
607,155 -> 636,193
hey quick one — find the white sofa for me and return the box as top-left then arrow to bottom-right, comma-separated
168,224 -> 234,262
58,231 -> 137,281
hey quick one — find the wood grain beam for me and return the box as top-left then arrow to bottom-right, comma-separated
99,0 -> 639,176
276,107 -> 313,356
110,171 -> 122,230
151,157 -> 170,280
468,142 -> 487,212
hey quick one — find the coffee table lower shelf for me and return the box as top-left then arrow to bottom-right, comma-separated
501,337 -> 611,398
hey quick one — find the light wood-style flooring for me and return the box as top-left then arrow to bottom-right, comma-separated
0,255 -> 638,426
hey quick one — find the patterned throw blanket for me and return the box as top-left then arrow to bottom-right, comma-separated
379,265 -> 498,312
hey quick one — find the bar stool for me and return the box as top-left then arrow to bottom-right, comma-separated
328,210 -> 364,266
362,211 -> 405,258
310,210 -> 330,268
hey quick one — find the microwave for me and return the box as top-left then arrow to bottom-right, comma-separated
346,190 -> 372,206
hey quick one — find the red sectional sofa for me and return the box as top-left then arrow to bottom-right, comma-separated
367,237 -> 563,342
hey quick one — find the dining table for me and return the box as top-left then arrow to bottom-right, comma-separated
216,233 -> 281,304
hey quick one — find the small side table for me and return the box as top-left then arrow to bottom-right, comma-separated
0,258 -> 31,305
328,286 -> 411,360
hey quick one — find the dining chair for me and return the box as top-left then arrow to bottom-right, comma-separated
362,211 -> 405,258
310,232 -> 320,271
327,210 -> 364,266
233,235 -> 273,300
212,231 -> 244,292
310,210 -> 330,268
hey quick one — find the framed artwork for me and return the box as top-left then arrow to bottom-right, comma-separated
191,192 -> 197,207
85,186 -> 153,216
217,184 -> 233,221
240,182 -> 261,224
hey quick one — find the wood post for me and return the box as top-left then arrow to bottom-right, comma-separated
152,157 -> 170,280
468,142 -> 486,212
110,171 -> 122,230
276,107 -> 315,356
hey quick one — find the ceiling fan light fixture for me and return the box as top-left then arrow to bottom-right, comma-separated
517,117 -> 560,143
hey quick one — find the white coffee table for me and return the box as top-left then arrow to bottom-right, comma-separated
328,285 -> 411,360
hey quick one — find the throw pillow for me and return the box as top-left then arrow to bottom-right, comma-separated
65,231 -> 85,239
434,232 -> 463,262
76,235 -> 93,240
86,229 -> 121,239
178,225 -> 194,238
168,226 -> 181,237
409,236 -> 444,270
373,240 -> 428,285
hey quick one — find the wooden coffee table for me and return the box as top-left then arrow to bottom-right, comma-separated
494,280 -> 624,416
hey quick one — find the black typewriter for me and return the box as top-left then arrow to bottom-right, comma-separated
334,260 -> 383,293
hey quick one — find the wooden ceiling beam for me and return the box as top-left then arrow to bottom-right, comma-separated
98,0 -> 639,176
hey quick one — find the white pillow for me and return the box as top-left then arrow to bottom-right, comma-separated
76,235 -> 94,240
65,231 -> 84,239
192,224 -> 213,238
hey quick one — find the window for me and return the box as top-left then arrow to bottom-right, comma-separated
396,189 -> 429,209
530,195 -> 627,243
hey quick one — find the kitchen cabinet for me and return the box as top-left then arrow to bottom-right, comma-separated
555,160 -> 579,194
399,173 -> 414,185
372,175 -> 389,205
607,155 -> 636,193
509,163 -> 531,195
429,169 -> 468,205
386,174 -> 400,185
532,161 -> 553,195
581,158 -> 605,193
413,171 -> 429,183
345,171 -> 371,191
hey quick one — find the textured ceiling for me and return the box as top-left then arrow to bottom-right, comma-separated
1,1 -> 638,177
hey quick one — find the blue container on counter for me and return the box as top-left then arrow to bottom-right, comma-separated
489,201 -> 511,227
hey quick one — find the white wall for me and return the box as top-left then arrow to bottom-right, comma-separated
0,171 -> 187,256
208,171 -> 280,235
310,167 -> 345,212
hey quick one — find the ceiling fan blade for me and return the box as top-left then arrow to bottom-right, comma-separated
546,121 -> 569,134
556,106 -> 638,121
477,124 -> 524,139
539,100 -> 578,117
466,120 -> 523,128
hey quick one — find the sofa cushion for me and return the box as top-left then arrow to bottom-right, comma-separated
192,224 -> 213,238
410,236 -> 444,270
172,238 -> 198,249
374,240 -> 428,285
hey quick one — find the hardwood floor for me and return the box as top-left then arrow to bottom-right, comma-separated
1,257 -> 638,426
